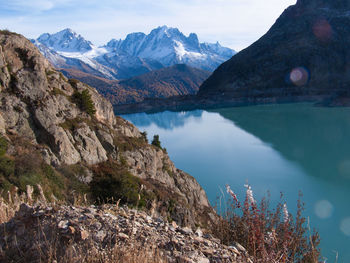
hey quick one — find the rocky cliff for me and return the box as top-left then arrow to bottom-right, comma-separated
0,30 -> 215,227
197,0 -> 350,106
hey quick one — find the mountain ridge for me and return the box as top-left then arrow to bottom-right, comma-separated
196,0 -> 350,105
34,26 -> 235,79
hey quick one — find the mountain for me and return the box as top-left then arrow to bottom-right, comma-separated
197,0 -> 350,106
37,28 -> 93,52
31,38 -> 117,79
0,30 -> 215,228
34,27 -> 236,79
102,26 -> 236,73
61,64 -> 210,106
118,64 -> 210,99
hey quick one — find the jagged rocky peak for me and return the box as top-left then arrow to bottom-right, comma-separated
149,25 -> 200,49
37,28 -> 93,52
151,25 -> 183,38
34,26 -> 236,78
111,25 -> 201,57
101,25 -> 236,71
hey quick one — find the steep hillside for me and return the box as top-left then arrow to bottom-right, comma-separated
197,0 -> 350,106
59,68 -> 119,92
119,64 -> 210,97
0,30 -> 215,227
61,64 -> 210,106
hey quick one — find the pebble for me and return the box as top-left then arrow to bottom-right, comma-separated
57,220 -> 69,229
1,204 -> 248,263
118,232 -> 129,240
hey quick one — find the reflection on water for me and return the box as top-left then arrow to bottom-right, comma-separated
125,110 -> 203,129
123,104 -> 350,262
215,104 -> 350,184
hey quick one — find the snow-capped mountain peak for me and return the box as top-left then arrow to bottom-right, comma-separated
37,28 -> 94,53
34,26 -> 236,79
104,25 -> 232,69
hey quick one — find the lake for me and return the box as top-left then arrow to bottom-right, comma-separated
123,103 -> 350,262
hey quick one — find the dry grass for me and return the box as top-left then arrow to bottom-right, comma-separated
213,185 -> 321,263
0,186 -> 167,263
0,185 -> 35,224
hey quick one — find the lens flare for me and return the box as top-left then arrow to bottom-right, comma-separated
314,200 -> 333,219
313,19 -> 333,42
340,217 -> 350,236
289,67 -> 309,86
338,160 -> 350,179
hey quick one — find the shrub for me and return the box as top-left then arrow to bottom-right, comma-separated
51,87 -> 67,97
141,131 -> 148,143
0,138 -> 66,200
213,185 -> 321,263
113,134 -> 148,153
0,156 -> 15,178
0,136 -> 8,156
59,117 -> 84,132
0,29 -> 20,36
72,89 -> 96,117
90,161 -> 154,208
46,70 -> 55,76
151,135 -> 162,149
0,137 -> 14,192
68,78 -> 80,87
58,164 -> 90,195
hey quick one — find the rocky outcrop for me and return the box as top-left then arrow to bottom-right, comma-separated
0,31 -> 114,165
122,146 -> 213,226
0,30 -> 214,228
197,0 -> 350,106
0,203 -> 248,263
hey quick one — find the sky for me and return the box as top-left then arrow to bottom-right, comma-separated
0,0 -> 296,51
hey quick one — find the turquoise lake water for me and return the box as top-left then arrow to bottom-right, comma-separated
123,103 -> 350,262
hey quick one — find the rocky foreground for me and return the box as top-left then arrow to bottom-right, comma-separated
0,202 -> 248,263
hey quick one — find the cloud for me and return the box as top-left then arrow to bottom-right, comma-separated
0,0 -> 297,50
0,0 -> 73,12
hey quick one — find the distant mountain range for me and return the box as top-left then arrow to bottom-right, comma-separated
32,26 -> 236,80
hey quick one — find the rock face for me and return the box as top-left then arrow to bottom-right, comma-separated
0,203 -> 248,263
0,31 -> 114,166
0,30 -> 214,227
197,0 -> 350,105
